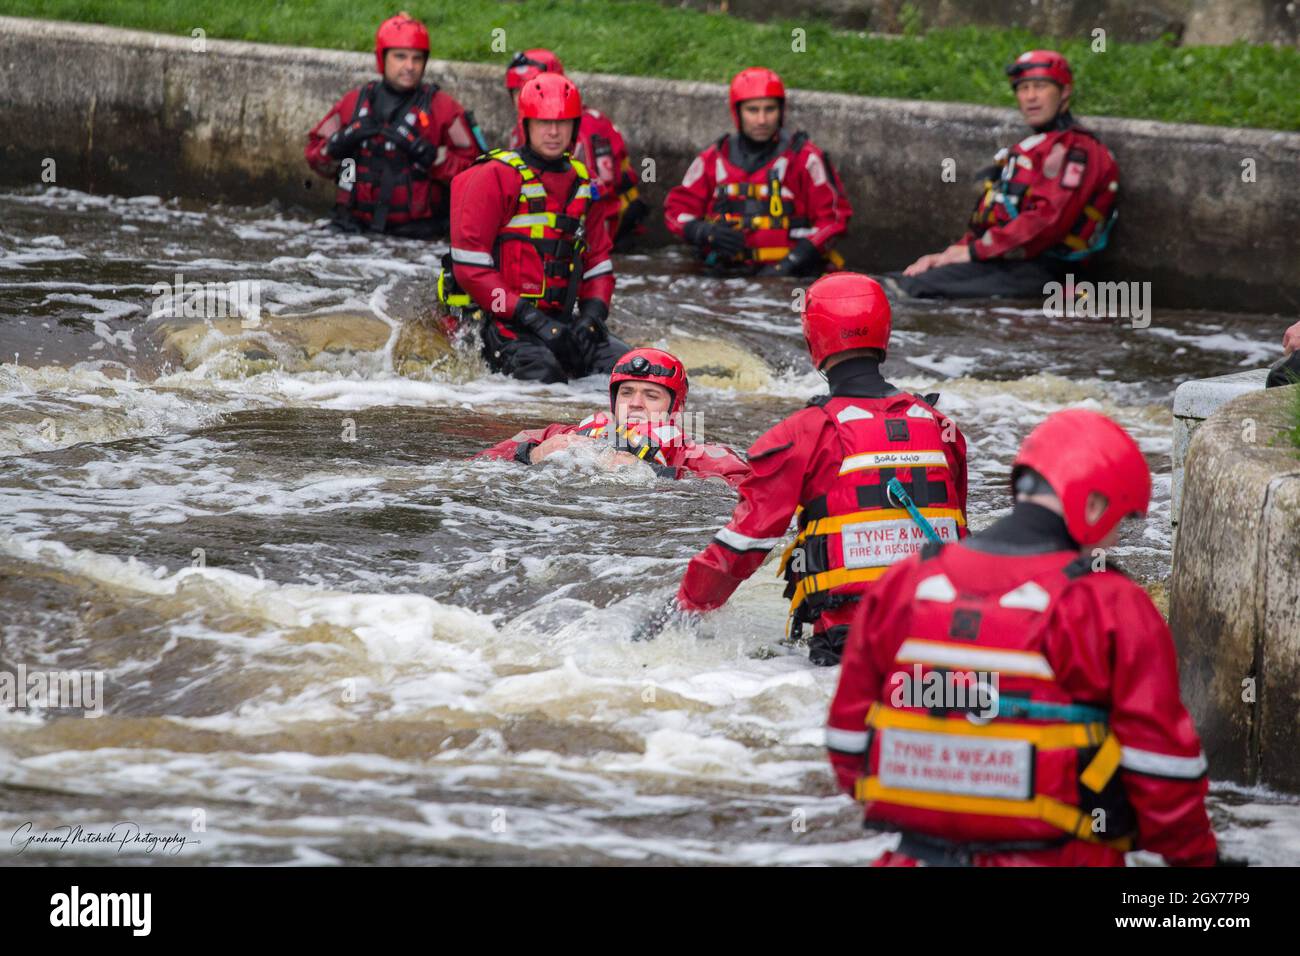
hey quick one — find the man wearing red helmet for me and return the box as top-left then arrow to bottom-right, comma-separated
445,72 -> 629,383
479,347 -> 749,488
305,12 -> 482,238
826,408 -> 1219,867
664,67 -> 852,277
884,50 -> 1121,299
503,50 -> 649,250
654,274 -> 968,665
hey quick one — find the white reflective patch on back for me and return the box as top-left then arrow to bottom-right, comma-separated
835,404 -> 874,423
878,728 -> 1034,800
841,518 -> 960,570
906,405 -> 935,419
998,581 -> 1051,612
682,156 -> 705,189
896,639 -> 1056,679
447,116 -> 473,149
805,151 -> 827,186
915,574 -> 957,603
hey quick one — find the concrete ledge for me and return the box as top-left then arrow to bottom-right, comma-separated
1172,368 -> 1269,528
1,16 -> 1299,312
1170,384 -> 1300,792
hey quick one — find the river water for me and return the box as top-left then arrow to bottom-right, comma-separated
1,186 -> 1296,865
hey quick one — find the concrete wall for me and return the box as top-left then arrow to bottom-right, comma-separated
665,0 -> 1300,46
1170,385 -> 1300,793
1,16 -> 1298,313
1171,369 -> 1269,533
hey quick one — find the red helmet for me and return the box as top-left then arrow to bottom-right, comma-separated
729,67 -> 785,129
1012,409 -> 1151,547
505,48 -> 565,90
375,12 -> 430,74
801,272 -> 892,370
609,348 -> 689,416
1005,49 -> 1073,89
518,71 -> 582,121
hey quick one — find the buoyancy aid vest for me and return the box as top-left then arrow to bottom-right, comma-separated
574,412 -> 678,478
438,149 -> 596,317
968,128 -> 1119,263
341,80 -> 441,232
582,129 -> 639,216
855,545 -> 1136,852
706,131 -> 835,265
779,394 -> 966,633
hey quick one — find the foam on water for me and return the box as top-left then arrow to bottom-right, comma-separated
2,185 -> 1296,865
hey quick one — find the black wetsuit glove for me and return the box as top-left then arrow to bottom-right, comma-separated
683,220 -> 747,258
573,299 -> 610,348
325,117 -> 380,160
631,597 -> 687,643
1265,350 -> 1300,388
760,238 -> 821,277
513,301 -> 569,349
382,122 -> 440,173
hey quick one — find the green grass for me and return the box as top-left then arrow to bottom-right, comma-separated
8,0 -> 1299,130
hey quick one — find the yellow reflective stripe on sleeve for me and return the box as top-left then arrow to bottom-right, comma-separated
1084,205 -> 1105,221
569,157 -> 589,179
827,249 -> 846,269
753,246 -> 791,262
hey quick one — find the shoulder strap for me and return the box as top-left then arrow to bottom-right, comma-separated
349,80 -> 379,122
415,82 -> 440,113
